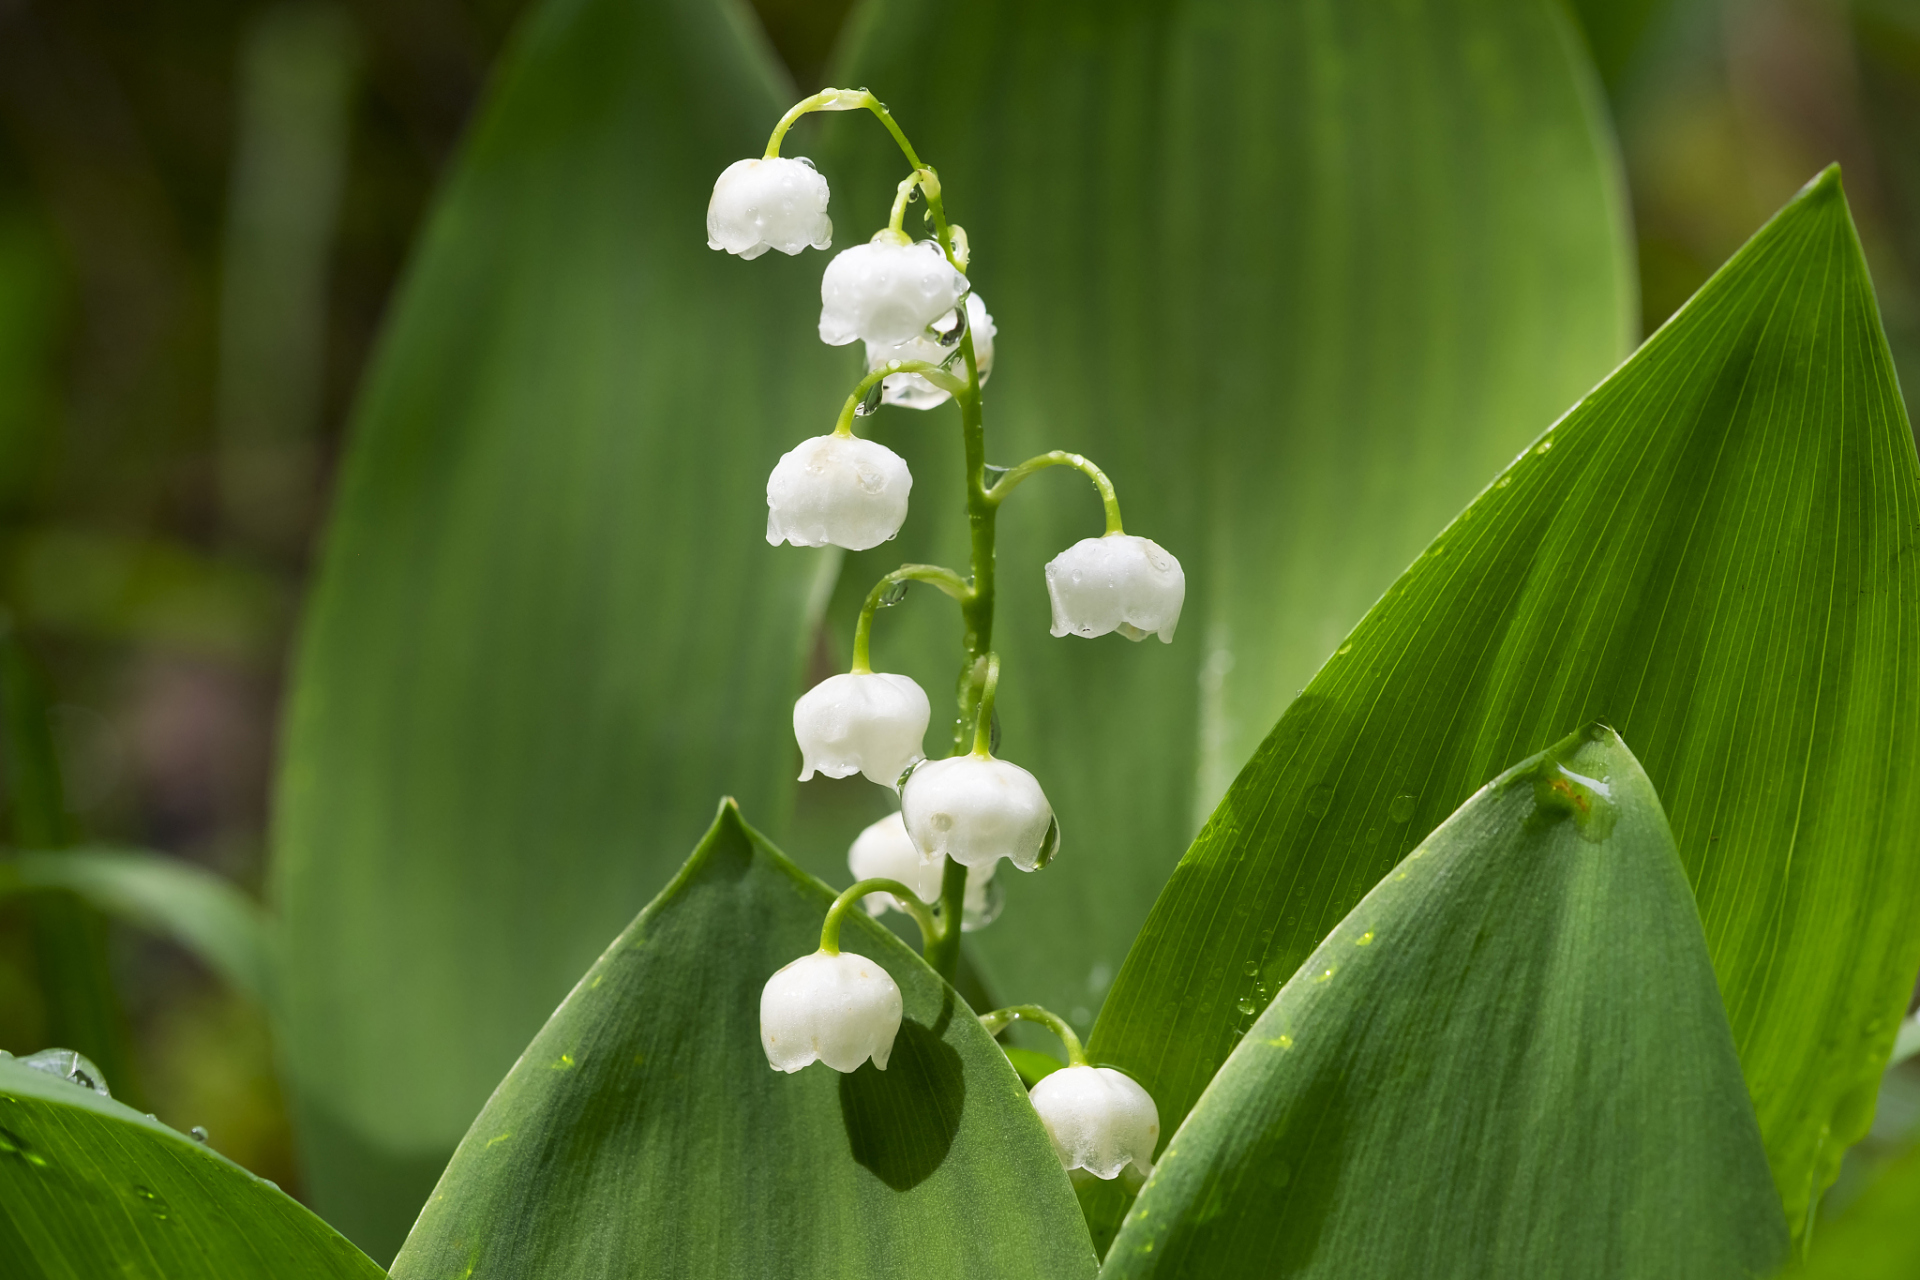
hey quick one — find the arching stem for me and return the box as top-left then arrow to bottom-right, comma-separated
986,450 -> 1124,535
761,89 -> 964,274
852,565 -> 972,673
820,879 -> 941,956
979,1004 -> 1089,1067
834,360 -> 968,437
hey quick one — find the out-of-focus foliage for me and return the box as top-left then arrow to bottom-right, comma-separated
1794,1142 -> 1920,1277
0,0 -> 533,1198
269,0 -> 849,1255
0,846 -> 272,1004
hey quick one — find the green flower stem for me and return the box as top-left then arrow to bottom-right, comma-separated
979,1004 -> 1089,1067
888,171 -> 934,235
762,87 -> 869,157
833,361 -> 968,437
852,565 -> 972,673
986,450 -> 1124,535
971,652 -> 1001,757
924,326 -> 991,985
820,878 -> 941,956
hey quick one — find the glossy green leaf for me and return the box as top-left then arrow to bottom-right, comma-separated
1102,726 -> 1788,1279
0,1058 -> 383,1279
390,801 -> 1095,1280
1091,168 -> 1920,1242
267,0 -> 847,1253
800,0 -> 1633,1034
1,848 -> 272,1005
1795,1144 -> 1920,1279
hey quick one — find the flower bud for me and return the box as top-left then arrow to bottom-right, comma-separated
767,434 -> 912,551
849,812 -> 998,927
794,672 -> 929,787
901,754 -> 1056,872
819,236 -> 969,347
706,157 -> 832,260
1045,533 -> 1185,643
1029,1065 -> 1160,1179
865,294 -> 996,411
760,949 -> 902,1073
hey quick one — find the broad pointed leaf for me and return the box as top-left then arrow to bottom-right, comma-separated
1090,168 -> 1920,1241
389,801 -> 1096,1280
800,0 -> 1634,1035
0,1058 -> 383,1278
267,0 -> 846,1252
1101,726 -> 1788,1279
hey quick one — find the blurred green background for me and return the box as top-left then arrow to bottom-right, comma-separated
0,0 -> 1914,1209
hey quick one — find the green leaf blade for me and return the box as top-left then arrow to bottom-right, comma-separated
1101,727 -> 1788,1279
391,801 -> 1095,1280
1090,168 -> 1920,1239
0,1059 -> 384,1279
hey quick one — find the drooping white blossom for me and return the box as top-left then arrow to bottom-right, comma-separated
848,811 -> 998,928
794,672 -> 930,787
901,754 -> 1055,872
1045,533 -> 1185,643
819,235 -> 969,347
865,294 -> 997,410
767,434 -> 912,551
760,949 -> 902,1073
706,157 -> 833,260
1029,1065 -> 1160,1179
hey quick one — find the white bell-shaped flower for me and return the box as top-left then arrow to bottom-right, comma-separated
1045,533 -> 1185,643
819,235 -> 969,347
1029,1065 -> 1160,1179
849,811 -> 997,924
767,434 -> 912,551
901,754 -> 1056,872
865,294 -> 997,410
794,672 -> 929,787
760,948 -> 902,1073
706,157 -> 832,260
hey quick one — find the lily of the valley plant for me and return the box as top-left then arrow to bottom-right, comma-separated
711,87 -> 1180,1171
